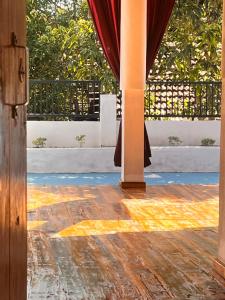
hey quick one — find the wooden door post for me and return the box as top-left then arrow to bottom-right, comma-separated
0,1 -> 27,299
214,0 -> 225,280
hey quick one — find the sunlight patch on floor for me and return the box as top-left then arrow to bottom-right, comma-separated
54,219 -> 218,237
28,188 -> 95,211
53,199 -> 218,237
123,199 -> 219,220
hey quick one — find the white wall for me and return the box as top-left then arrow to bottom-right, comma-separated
27,94 -> 221,148
148,146 -> 219,172
27,94 -> 117,148
27,121 -> 100,148
27,94 -> 221,173
28,119 -> 221,148
145,120 -> 220,146
27,147 -> 220,173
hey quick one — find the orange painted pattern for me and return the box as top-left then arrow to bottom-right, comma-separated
28,185 -> 219,237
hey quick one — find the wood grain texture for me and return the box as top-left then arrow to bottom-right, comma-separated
0,0 -> 27,299
0,0 -> 26,46
28,184 -> 225,299
214,259 -> 225,281
9,105 -> 27,300
0,104 -> 10,300
120,181 -> 146,190
1,47 -> 27,105
219,0 -> 225,267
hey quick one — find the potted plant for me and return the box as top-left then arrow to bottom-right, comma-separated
201,138 -> 216,146
168,136 -> 182,146
75,135 -> 86,148
32,137 -> 47,148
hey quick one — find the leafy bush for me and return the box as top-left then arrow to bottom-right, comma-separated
75,135 -> 86,147
201,138 -> 215,146
32,137 -> 47,148
168,136 -> 182,146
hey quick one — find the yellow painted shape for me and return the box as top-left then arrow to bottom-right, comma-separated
54,220 -> 148,237
122,199 -> 219,221
28,188 -> 95,211
55,199 -> 218,237
55,218 -> 218,238
28,220 -> 47,230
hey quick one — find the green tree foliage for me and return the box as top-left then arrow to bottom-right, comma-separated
27,0 -> 115,91
27,0 -> 223,93
152,0 -> 222,81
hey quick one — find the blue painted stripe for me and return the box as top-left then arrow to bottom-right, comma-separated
27,172 -> 219,186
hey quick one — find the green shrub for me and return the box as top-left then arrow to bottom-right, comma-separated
75,135 -> 86,148
168,136 -> 182,146
201,138 -> 215,146
32,137 -> 47,148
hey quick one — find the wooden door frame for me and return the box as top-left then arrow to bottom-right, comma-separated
214,0 -> 225,281
0,1 -> 27,299
0,1 -> 225,299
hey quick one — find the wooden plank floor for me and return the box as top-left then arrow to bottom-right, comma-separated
27,184 -> 225,299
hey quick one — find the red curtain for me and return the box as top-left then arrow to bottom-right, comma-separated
88,0 -> 175,167
88,0 -> 120,80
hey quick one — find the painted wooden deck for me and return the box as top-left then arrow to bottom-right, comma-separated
28,184 -> 225,299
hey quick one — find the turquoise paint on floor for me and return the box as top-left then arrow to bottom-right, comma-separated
28,172 -> 219,186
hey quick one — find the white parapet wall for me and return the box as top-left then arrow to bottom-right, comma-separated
27,94 -> 221,173
27,94 -> 117,148
27,146 -> 220,173
149,146 -> 219,172
27,119 -> 221,148
146,120 -> 220,146
27,121 -> 101,148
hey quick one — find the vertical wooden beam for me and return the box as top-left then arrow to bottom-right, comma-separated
0,1 -> 27,299
0,97 -> 10,299
120,0 -> 147,189
214,0 -> 225,281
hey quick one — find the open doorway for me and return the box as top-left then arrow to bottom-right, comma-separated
1,0 -> 225,299
26,0 -> 225,299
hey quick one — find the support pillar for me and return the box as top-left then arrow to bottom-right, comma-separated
120,0 -> 147,189
100,94 -> 117,147
214,0 -> 225,280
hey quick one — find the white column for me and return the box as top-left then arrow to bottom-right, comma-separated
120,0 -> 147,188
100,94 -> 117,147
214,0 -> 225,279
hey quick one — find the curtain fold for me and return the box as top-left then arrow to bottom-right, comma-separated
88,0 -> 120,81
88,0 -> 175,167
